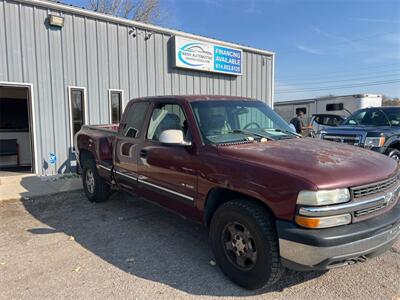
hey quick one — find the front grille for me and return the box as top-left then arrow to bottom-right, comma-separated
322,134 -> 361,146
354,202 -> 388,217
351,175 -> 399,199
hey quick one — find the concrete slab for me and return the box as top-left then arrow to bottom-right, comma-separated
0,174 -> 82,201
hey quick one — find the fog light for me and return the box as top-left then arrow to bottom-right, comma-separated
295,214 -> 351,229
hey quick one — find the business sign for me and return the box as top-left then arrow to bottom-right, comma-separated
173,36 -> 242,76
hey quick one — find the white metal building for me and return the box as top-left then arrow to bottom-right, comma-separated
0,0 -> 275,175
274,94 -> 383,124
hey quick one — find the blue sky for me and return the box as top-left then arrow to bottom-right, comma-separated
66,0 -> 400,101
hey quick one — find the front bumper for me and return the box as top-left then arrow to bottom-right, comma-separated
277,202 -> 400,271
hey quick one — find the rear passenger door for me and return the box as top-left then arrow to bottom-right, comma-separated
113,101 -> 149,192
135,101 -> 199,220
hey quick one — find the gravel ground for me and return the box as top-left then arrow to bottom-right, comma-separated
0,190 -> 399,300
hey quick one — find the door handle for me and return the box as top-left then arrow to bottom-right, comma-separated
139,149 -> 148,158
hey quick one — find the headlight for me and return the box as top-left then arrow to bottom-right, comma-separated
364,137 -> 385,148
295,214 -> 351,229
297,189 -> 350,206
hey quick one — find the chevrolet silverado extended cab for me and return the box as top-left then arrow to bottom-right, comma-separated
75,96 -> 400,290
321,106 -> 400,161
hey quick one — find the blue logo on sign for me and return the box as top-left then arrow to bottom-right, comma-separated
178,42 -> 212,67
49,153 -> 57,165
214,45 -> 242,74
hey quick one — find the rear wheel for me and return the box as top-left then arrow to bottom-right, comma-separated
82,159 -> 110,202
209,199 -> 284,290
387,148 -> 400,162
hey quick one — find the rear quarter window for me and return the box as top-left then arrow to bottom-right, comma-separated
121,102 -> 149,138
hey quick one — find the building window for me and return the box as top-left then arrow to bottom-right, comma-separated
69,87 -> 86,145
296,107 -> 307,115
326,103 -> 344,111
109,90 -> 123,123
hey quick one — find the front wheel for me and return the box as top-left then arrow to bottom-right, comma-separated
209,199 -> 284,290
387,148 -> 400,162
82,160 -> 110,202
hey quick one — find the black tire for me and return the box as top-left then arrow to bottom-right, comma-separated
82,159 -> 110,203
209,199 -> 284,290
387,148 -> 400,162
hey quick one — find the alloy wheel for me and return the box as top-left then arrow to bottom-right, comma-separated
222,222 -> 257,270
85,169 -> 95,194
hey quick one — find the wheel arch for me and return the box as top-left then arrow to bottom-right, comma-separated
79,149 -> 96,168
204,187 -> 275,227
388,140 -> 400,151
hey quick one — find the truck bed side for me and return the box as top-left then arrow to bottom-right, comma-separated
75,124 -> 119,177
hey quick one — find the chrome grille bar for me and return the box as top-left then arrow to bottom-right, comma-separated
322,134 -> 361,146
351,176 -> 398,199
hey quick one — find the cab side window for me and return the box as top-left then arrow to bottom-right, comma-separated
147,103 -> 190,141
122,102 -> 149,138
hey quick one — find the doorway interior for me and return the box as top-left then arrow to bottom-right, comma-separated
0,85 -> 34,176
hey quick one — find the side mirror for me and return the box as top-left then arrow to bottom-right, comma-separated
159,129 -> 191,146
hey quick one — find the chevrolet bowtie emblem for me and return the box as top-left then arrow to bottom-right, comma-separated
384,192 -> 393,204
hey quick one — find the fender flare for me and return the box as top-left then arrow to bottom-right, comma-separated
384,135 -> 400,152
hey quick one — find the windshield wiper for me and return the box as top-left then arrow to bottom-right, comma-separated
263,128 -> 301,137
228,129 -> 276,140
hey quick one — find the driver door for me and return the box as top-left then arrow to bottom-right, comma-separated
135,101 -> 199,219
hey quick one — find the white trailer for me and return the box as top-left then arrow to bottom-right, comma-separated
274,94 -> 383,125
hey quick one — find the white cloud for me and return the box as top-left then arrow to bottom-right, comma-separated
381,32 -> 400,44
201,0 -> 223,7
296,44 -> 322,55
351,17 -> 400,24
310,26 -> 348,42
245,0 -> 263,14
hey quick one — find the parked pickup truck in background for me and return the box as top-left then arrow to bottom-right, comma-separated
75,96 -> 400,290
320,107 -> 400,161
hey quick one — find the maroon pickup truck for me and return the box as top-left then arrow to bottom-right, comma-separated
75,96 -> 400,290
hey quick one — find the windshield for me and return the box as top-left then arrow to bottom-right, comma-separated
190,100 -> 297,144
343,107 -> 400,126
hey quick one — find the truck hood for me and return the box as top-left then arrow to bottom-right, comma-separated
324,125 -> 393,135
217,138 -> 398,190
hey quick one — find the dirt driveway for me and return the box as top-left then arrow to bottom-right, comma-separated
1,191 -> 399,299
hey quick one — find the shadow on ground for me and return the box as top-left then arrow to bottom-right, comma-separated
21,187 -> 325,297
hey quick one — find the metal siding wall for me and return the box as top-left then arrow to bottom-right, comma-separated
146,32 -> 156,96
73,16 -> 88,87
107,22 -> 118,91
61,12 -> 76,168
20,4 -> 36,85
154,33 -> 164,95
4,1 -> 23,81
136,29 -> 147,97
127,27 -> 139,99
48,8 -> 68,173
34,6 -> 53,174
162,34 -> 172,95
86,17 -> 100,124
1,0 -> 273,175
266,57 -> 273,104
96,20 -> 109,122
0,1 -> 7,80
118,25 -> 129,105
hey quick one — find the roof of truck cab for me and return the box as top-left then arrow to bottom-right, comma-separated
129,95 -> 260,103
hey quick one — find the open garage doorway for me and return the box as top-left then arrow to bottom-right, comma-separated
0,85 -> 34,176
